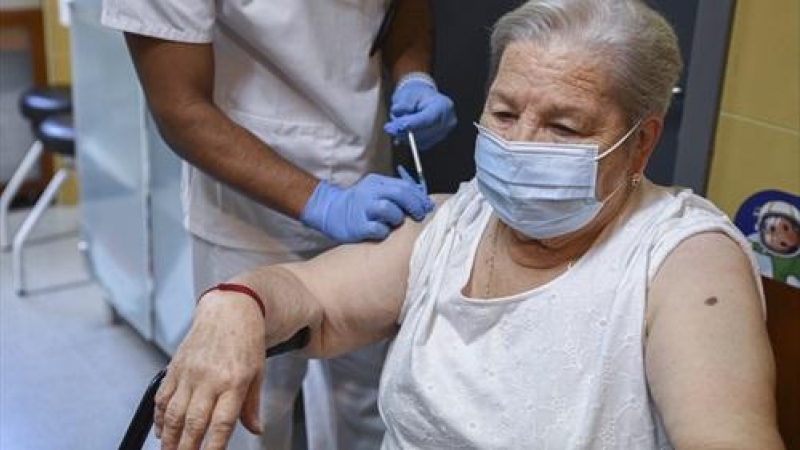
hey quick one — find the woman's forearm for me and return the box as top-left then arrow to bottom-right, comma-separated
229,266 -> 326,356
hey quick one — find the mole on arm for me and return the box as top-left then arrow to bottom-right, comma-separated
704,296 -> 719,306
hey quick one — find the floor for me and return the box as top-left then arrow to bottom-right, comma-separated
0,207 -> 168,450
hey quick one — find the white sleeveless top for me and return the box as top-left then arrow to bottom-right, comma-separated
378,179 -> 761,450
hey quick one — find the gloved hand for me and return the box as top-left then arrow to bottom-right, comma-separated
300,174 -> 434,243
384,72 -> 457,150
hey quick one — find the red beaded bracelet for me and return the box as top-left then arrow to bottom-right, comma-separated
198,283 -> 266,318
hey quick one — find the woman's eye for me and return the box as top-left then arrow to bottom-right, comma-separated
552,123 -> 578,136
492,111 -> 517,122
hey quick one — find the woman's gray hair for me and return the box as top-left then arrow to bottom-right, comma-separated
490,0 -> 683,120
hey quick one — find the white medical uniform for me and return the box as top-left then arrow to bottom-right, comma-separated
379,179 -> 763,449
102,1 -> 392,449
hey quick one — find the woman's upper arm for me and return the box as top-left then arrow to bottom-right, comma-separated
284,195 -> 450,356
645,232 -> 784,449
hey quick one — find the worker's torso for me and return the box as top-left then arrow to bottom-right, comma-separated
102,0 -> 392,251
195,0 -> 392,251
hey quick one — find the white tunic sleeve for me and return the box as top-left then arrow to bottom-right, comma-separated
101,0 -> 216,43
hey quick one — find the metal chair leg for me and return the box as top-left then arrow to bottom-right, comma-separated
0,141 -> 44,250
12,168 -> 70,296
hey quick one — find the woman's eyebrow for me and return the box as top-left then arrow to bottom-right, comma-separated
486,88 -> 518,107
487,88 -> 600,127
549,104 -> 596,122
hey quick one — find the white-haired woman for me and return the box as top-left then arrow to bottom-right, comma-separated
152,1 -> 784,449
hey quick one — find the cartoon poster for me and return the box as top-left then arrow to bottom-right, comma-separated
733,190 -> 800,288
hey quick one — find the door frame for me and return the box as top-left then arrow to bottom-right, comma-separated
673,0 -> 737,196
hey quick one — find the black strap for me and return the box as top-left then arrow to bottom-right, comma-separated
369,0 -> 400,56
266,326 -> 311,357
117,368 -> 167,450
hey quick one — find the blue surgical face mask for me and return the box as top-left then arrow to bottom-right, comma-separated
474,121 -> 640,239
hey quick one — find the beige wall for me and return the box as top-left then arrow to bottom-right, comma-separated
42,0 -> 70,84
707,0 -> 800,216
41,0 -> 77,204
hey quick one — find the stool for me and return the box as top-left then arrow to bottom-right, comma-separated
11,112 -> 75,296
0,85 -> 71,250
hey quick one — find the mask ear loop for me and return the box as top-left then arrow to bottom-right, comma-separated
595,119 -> 643,161
598,171 -> 642,207
596,120 -> 644,196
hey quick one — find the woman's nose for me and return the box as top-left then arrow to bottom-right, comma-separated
505,122 -> 545,142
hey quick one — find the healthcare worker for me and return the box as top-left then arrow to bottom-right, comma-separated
101,0 -> 457,449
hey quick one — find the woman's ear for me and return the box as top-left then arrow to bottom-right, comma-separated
631,116 -> 663,175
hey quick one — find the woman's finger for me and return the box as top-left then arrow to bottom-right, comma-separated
201,390 -> 246,450
239,368 -> 264,435
153,368 -> 179,439
176,388 -> 217,450
160,382 -> 192,450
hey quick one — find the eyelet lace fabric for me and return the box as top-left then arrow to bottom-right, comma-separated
378,179 -> 757,450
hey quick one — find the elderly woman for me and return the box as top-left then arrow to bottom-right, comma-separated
153,1 -> 783,449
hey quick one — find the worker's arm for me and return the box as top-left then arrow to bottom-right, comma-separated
646,232 -> 785,450
124,35 -> 316,219
382,0 -> 434,84
154,195 -> 449,450
124,35 -> 433,243
382,0 -> 456,150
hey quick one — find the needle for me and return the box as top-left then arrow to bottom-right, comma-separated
407,131 -> 428,194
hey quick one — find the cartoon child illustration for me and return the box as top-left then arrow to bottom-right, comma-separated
750,200 -> 800,287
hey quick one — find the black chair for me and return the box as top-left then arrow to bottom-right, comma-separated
0,85 -> 72,250
9,111 -> 77,295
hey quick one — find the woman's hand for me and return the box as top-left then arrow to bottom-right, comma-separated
154,292 -> 267,450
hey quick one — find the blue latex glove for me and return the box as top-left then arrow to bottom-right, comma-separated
397,165 -> 427,195
384,72 -> 457,150
300,174 -> 434,243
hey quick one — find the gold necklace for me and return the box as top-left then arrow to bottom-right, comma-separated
483,219 -> 576,298
484,219 -> 500,298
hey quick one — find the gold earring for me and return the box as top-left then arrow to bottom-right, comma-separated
631,174 -> 642,188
